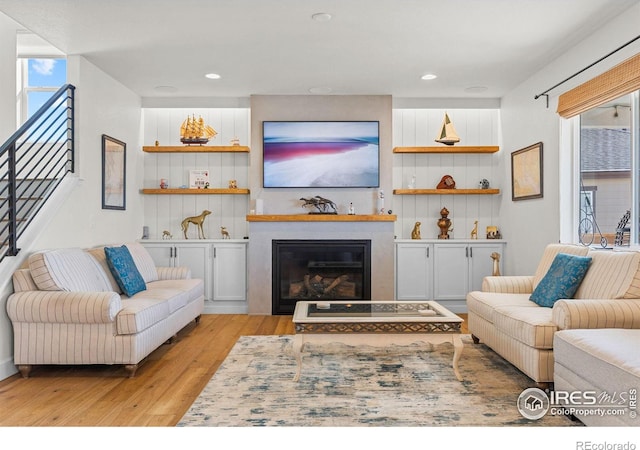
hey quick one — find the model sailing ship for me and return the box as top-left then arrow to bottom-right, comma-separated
435,112 -> 460,145
180,115 -> 218,145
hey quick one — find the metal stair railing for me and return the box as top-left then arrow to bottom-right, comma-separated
0,84 -> 75,262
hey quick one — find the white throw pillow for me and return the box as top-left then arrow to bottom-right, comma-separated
29,248 -> 112,292
125,242 -> 158,283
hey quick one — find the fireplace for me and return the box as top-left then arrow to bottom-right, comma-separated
272,239 -> 372,315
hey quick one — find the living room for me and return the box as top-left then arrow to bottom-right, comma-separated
1,0 -> 640,444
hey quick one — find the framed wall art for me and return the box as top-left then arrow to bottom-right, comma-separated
102,134 -> 126,210
511,142 -> 543,201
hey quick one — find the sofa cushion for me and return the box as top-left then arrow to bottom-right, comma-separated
466,291 -> 538,324
530,253 -> 592,307
104,246 -> 147,297
125,242 -> 159,283
554,329 -> 640,392
575,250 -> 640,299
87,247 -> 123,294
147,279 -> 204,304
533,244 -> 589,290
116,297 -> 171,335
492,306 -> 556,349
128,288 -> 189,314
28,248 -> 112,292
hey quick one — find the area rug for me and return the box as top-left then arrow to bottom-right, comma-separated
178,335 -> 579,427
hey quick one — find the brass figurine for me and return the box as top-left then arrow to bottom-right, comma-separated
411,222 -> 421,240
162,230 -> 172,240
491,252 -> 501,276
220,226 -> 230,239
470,220 -> 478,239
181,210 -> 211,239
437,207 -> 453,239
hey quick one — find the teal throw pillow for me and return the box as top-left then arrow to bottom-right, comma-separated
104,245 -> 147,297
530,253 -> 592,307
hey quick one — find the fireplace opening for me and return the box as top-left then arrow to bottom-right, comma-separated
272,239 -> 371,315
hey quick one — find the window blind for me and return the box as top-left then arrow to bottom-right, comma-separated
557,52 -> 640,118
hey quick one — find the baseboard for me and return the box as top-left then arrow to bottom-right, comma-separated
0,356 -> 17,381
203,302 -> 248,314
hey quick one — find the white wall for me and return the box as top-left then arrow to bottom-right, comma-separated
0,54 -> 142,379
499,2 -> 640,275
0,13 -> 17,142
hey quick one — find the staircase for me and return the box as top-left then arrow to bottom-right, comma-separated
0,84 -> 75,263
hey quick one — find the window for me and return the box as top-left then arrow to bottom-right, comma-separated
573,93 -> 639,247
18,58 -> 67,124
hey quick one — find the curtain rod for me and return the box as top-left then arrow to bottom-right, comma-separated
534,34 -> 640,107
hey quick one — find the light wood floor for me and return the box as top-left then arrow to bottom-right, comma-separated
0,313 -> 468,426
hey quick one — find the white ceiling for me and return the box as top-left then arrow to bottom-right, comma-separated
1,0 -> 638,100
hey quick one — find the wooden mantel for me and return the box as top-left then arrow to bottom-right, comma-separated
246,214 -> 397,222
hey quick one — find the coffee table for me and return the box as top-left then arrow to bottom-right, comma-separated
291,300 -> 464,382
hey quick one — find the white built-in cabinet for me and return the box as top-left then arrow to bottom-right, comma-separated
395,240 -> 505,312
140,239 -> 248,314
395,242 -> 434,300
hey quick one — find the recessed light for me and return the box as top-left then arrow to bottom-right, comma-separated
312,12 -> 332,22
309,86 -> 332,94
464,86 -> 488,93
421,74 -> 437,80
205,73 -> 221,79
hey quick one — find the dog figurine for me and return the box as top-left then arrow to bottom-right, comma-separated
220,226 -> 230,239
411,221 -> 421,240
181,210 -> 211,239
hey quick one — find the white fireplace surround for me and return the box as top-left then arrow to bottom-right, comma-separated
247,220 -> 395,314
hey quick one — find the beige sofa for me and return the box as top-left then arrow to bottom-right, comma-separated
554,328 -> 640,426
6,243 -> 204,378
466,243 -> 640,386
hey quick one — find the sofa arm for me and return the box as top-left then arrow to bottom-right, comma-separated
6,291 -> 122,324
553,299 -> 640,330
482,276 -> 534,293
156,266 -> 191,280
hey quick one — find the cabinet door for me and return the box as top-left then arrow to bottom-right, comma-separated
433,243 -> 469,300
141,242 -> 175,267
174,243 -> 212,300
395,243 -> 432,300
468,244 -> 504,292
212,242 -> 247,301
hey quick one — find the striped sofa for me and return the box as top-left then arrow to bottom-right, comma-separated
6,243 -> 204,378
466,243 -> 640,387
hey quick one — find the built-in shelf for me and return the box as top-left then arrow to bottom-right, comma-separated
393,189 -> 500,195
246,214 -> 397,222
141,188 -> 250,195
392,146 -> 499,153
142,145 -> 250,153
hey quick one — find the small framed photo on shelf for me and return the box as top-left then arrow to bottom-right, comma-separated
189,169 -> 210,189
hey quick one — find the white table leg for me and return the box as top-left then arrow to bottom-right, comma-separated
451,334 -> 464,381
292,334 -> 304,382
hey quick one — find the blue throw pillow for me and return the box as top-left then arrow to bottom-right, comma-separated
530,253 -> 592,307
104,245 -> 147,297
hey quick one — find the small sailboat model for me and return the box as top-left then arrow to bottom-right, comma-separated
180,115 -> 218,145
435,113 -> 460,145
